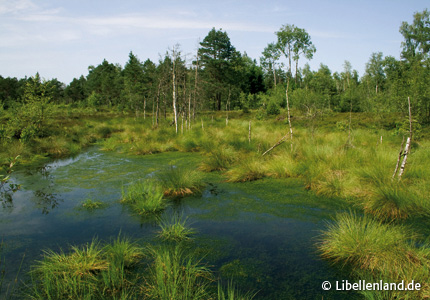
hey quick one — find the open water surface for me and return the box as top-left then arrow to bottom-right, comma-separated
0,148 -> 358,299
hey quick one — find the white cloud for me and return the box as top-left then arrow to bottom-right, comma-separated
0,0 -> 38,14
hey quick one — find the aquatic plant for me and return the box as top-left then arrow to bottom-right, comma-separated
121,179 -> 166,215
101,235 -> 144,296
157,214 -> 196,242
28,239 -> 108,299
157,166 -> 205,197
217,281 -> 257,300
80,198 -> 106,210
144,244 -> 211,300
28,236 -> 145,299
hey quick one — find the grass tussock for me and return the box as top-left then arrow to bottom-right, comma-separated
199,146 -> 238,172
28,236 -> 144,299
121,179 -> 166,215
319,212 -> 430,298
225,157 -> 266,182
157,214 -> 196,243
157,166 -> 205,197
143,244 -> 212,300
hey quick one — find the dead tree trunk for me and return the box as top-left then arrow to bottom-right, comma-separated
262,77 -> 293,156
398,97 -> 413,179
393,97 -> 413,180
392,136 -> 405,179
172,56 -> 178,134
398,137 -> 411,179
285,77 -> 293,151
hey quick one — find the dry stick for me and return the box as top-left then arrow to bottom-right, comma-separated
398,97 -> 413,179
262,133 -> 289,156
248,120 -> 251,144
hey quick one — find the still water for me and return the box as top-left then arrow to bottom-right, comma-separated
1,148 -> 358,299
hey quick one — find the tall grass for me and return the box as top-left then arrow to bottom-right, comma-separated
101,235 -> 144,297
225,157 -> 266,182
144,244 -> 212,300
199,146 -> 238,172
29,239 -> 108,299
318,212 -> 430,298
28,237 -> 145,299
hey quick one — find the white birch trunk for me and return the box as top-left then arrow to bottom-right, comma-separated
398,137 -> 410,179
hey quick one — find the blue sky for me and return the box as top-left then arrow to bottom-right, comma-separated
0,0 -> 428,84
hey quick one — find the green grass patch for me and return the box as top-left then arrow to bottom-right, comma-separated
121,179 -> 167,215
318,212 -> 430,298
143,244 -> 212,300
157,214 -> 196,243
157,166 -> 205,197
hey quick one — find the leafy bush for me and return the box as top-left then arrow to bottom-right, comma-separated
266,101 -> 280,115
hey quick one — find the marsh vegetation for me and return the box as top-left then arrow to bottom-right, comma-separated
1,9 -> 430,299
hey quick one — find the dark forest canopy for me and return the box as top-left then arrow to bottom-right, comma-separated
1,10 -> 430,123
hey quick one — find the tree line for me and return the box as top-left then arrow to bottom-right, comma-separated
1,9 -> 429,125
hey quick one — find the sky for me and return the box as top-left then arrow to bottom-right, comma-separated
0,0 -> 428,84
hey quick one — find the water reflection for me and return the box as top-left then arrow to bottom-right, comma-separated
33,190 -> 63,214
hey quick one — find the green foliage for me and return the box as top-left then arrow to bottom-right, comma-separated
266,100 -> 280,115
1,155 -> 21,202
86,91 -> 101,107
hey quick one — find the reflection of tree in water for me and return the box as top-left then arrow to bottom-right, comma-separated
34,190 -> 62,214
25,165 -> 52,179
1,191 -> 14,213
